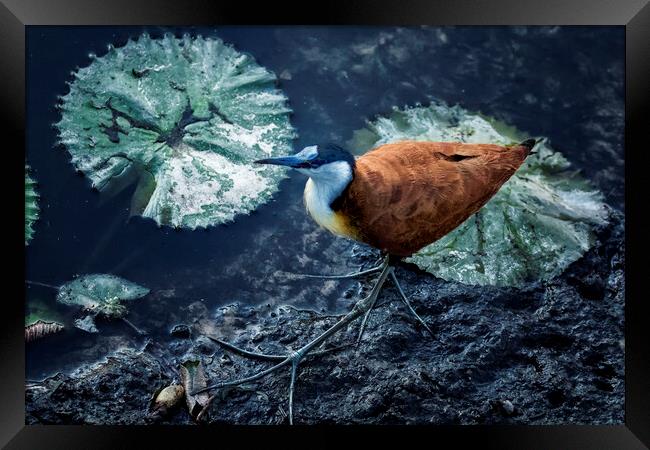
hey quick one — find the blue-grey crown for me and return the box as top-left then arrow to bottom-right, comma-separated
253,143 -> 356,170
313,143 -> 356,168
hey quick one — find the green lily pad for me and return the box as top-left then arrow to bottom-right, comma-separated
348,102 -> 609,287
57,274 -> 150,319
25,165 -> 39,245
74,316 -> 99,334
56,33 -> 296,229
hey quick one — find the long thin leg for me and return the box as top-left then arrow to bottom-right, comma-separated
288,265 -> 382,280
355,285 -> 383,345
390,270 -> 435,338
209,336 -> 351,361
193,256 -> 393,424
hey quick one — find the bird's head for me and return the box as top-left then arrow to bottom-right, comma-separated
254,144 -> 355,182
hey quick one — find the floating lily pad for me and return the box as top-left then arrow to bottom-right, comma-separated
57,274 -> 149,320
56,33 -> 296,229
349,102 -> 609,287
74,316 -> 99,334
25,165 -> 39,245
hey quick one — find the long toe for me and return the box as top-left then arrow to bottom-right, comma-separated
389,270 -> 435,338
207,336 -> 286,361
286,264 -> 384,280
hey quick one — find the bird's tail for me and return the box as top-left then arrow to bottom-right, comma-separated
518,138 -> 542,156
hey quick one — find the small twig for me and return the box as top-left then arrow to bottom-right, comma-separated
195,385 -> 255,422
196,394 -> 218,422
121,317 -> 147,335
25,280 -> 60,290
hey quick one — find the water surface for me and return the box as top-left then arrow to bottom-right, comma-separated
25,26 -> 624,380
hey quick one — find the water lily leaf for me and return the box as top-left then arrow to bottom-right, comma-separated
57,274 -> 150,319
56,33 -> 296,229
348,102 -> 609,287
25,165 -> 39,245
74,315 -> 99,333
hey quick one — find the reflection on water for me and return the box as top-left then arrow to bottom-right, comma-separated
25,26 -> 624,380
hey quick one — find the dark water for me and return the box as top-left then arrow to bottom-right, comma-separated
25,26 -> 624,380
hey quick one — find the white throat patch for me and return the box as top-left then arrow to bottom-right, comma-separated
302,161 -> 353,236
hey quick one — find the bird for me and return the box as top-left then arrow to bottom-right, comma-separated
196,138 -> 536,424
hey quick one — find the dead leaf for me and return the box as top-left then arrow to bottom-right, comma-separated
180,359 -> 210,422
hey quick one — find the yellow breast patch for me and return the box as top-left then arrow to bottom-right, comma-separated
328,211 -> 359,240
303,179 -> 359,240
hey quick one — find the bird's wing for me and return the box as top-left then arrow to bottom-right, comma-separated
338,140 -> 530,256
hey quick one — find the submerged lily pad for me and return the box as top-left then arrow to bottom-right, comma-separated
25,165 -> 39,245
349,102 -> 609,287
25,296 -> 65,327
56,33 -> 296,229
57,274 -> 149,320
73,316 -> 99,333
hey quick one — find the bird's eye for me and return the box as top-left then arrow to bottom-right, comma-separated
296,160 -> 315,169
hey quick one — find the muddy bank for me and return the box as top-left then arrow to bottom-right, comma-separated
26,210 -> 624,425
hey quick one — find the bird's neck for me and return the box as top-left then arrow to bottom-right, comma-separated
304,161 -> 353,208
303,161 -> 354,236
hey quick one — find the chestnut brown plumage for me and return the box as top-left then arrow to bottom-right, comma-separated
332,140 -> 531,256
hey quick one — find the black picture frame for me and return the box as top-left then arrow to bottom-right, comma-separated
3,0 -> 649,447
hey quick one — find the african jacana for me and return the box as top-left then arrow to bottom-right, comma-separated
196,138 -> 536,424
